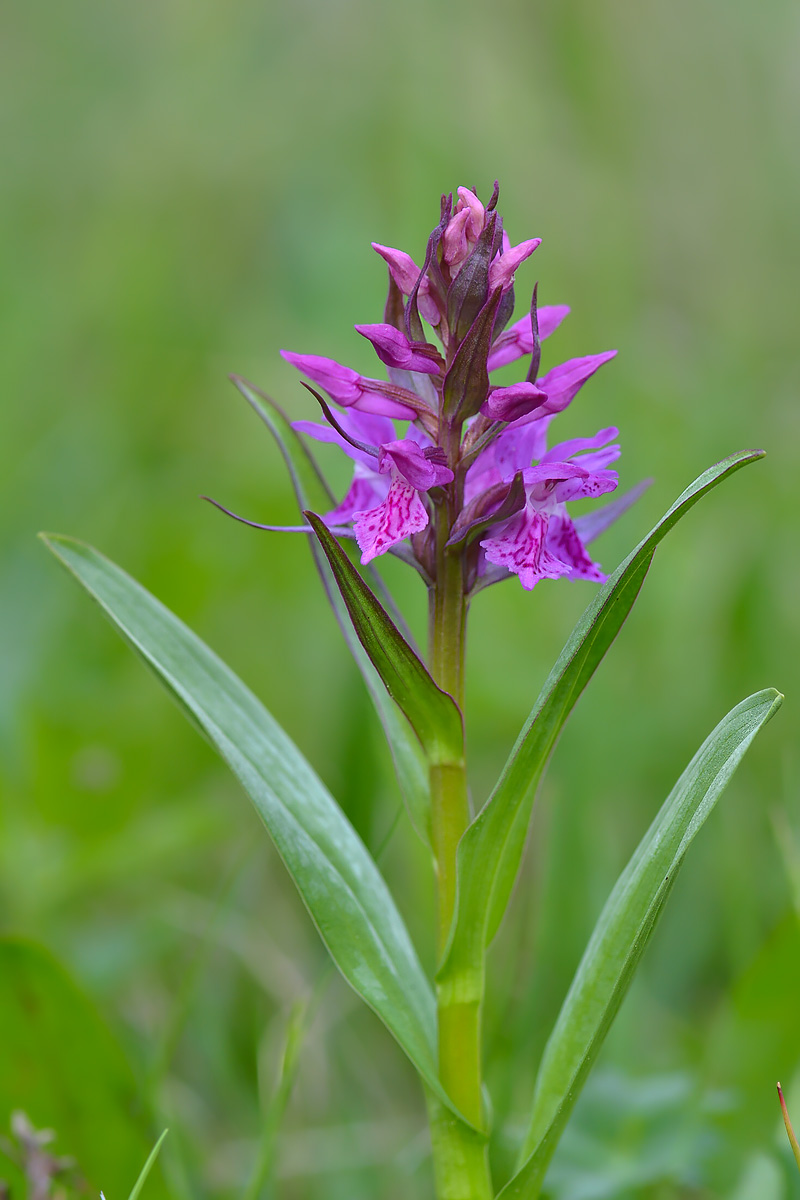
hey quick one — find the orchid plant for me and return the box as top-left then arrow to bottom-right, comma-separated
42,184 -> 781,1200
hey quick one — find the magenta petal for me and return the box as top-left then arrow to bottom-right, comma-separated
481,382 -> 548,422
487,305 -> 571,371
280,350 -> 361,404
378,439 -> 454,490
542,426 -> 619,464
546,511 -> 606,582
324,472 -> 389,525
487,237 -> 542,292
371,243 -> 422,294
537,350 -> 618,415
293,418 -> 376,468
442,207 -> 472,266
354,477 -> 429,564
355,324 -> 439,375
480,505 -> 569,590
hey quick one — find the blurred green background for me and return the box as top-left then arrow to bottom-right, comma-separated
1,1 -> 799,1197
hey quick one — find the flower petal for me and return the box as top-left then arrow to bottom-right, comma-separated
355,324 -> 440,375
546,510 -> 606,582
324,470 -> 390,525
371,243 -> 423,294
487,305 -> 570,371
542,426 -> 620,464
535,350 -> 617,415
480,504 -> 569,590
487,237 -> 542,293
281,350 -> 362,404
481,382 -> 548,423
354,477 -> 430,564
378,439 -> 454,489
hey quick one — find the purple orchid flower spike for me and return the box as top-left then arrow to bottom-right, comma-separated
226,182 -> 630,596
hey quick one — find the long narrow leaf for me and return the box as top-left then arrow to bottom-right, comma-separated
40,535 -> 461,1118
127,1129 -> 169,1200
499,687 -> 782,1199
231,377 -> 432,841
440,449 -> 764,992
307,513 -> 464,768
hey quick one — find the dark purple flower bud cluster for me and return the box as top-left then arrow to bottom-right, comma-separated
279,183 -> 622,591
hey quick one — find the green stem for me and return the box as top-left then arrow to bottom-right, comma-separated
427,468 -> 492,1200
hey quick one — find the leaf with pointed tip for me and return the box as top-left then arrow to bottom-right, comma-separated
128,1130 -> 169,1200
232,376 -> 432,843
442,289 -> 503,423
306,513 -> 464,768
499,687 -> 782,1200
439,450 -> 765,993
40,535 -> 459,1118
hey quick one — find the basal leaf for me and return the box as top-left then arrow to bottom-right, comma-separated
307,513 -> 464,769
440,450 -> 764,997
40,535 -> 459,1118
498,687 -> 782,1200
232,376 -> 431,842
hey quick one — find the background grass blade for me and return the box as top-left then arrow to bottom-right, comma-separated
498,688 -> 782,1200
307,512 -> 464,768
440,450 -> 764,992
128,1129 -> 169,1200
40,535 -> 459,1117
233,377 -> 432,843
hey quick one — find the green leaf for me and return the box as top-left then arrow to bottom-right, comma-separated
0,938 -> 168,1200
440,450 -> 765,992
40,535 -> 458,1117
232,376 -> 432,843
128,1129 -> 169,1200
498,687 -> 782,1200
306,512 -> 464,768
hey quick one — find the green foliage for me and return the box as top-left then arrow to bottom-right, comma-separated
233,377 -> 432,843
306,513 -> 464,767
500,688 -> 782,1199
441,451 -> 764,981
40,534 -> 452,1114
0,938 -> 167,1200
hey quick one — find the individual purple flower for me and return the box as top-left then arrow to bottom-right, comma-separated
371,243 -> 441,326
487,305 -> 571,372
533,351 -> 618,416
478,429 -> 620,589
355,324 -> 441,375
293,410 -> 453,564
442,187 -> 487,270
487,237 -> 542,293
280,350 -> 419,420
481,382 -> 548,423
